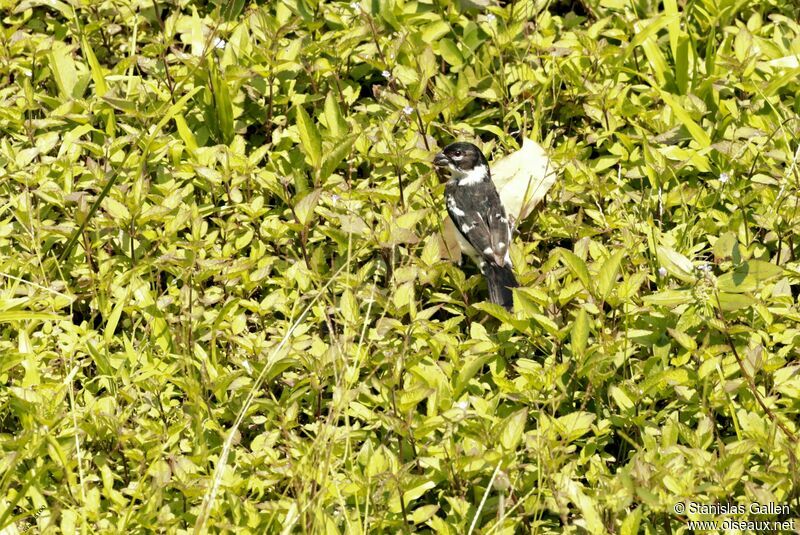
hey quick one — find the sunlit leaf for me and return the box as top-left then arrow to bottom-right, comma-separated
295,189 -> 321,226
596,249 -> 625,302
571,307 -> 589,356
557,248 -> 591,291
500,409 -> 527,451
320,134 -> 357,181
295,105 -> 322,169
656,245 -> 695,282
717,260 -> 783,293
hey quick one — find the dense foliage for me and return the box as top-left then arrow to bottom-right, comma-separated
1,0 -> 799,532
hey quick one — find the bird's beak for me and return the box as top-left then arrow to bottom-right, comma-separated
433,152 -> 450,168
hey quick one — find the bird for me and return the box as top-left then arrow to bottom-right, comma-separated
433,141 -> 518,310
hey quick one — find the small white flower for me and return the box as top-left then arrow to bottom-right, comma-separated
331,194 -> 340,205
719,172 -> 730,184
23,69 -> 32,77
486,13 -> 496,22
381,70 -> 391,79
350,1 -> 360,9
402,105 -> 413,116
658,267 -> 667,277
456,400 -> 469,411
242,360 -> 252,373
213,37 -> 226,49
697,263 -> 711,273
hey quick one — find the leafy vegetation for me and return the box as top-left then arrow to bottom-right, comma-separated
1,0 -> 800,532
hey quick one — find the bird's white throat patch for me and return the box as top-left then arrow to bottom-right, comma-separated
456,164 -> 488,186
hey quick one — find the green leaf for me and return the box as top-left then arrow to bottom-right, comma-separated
413,47 -> 436,100
529,312 -> 560,336
472,302 -> 528,331
557,474 -> 604,535
455,354 -> 495,396
667,327 -> 697,351
556,411 -> 595,441
609,386 -> 635,412
81,35 -> 107,96
340,289 -> 359,324
323,93 -> 347,139
0,312 -> 64,323
421,20 -> 450,43
640,32 -> 669,87
174,114 -> 198,151
627,15 -> 678,54
320,134 -> 357,181
14,0 -> 73,18
410,505 -> 439,525
571,307 -> 589,357
295,105 -> 322,169
209,61 -> 234,144
620,507 -> 642,535
641,368 -> 691,395
102,96 -> 140,115
713,231 -> 739,262
659,91 -> 711,148
558,248 -> 591,290
105,291 -> 128,346
500,409 -> 527,451
674,34 -> 690,95
211,299 -> 240,362
438,39 -> 463,67
220,0 -> 245,20
764,66 -> 800,97
61,87 -> 200,262
402,479 -> 436,504
86,340 -> 113,376
642,289 -> 693,307
717,260 -> 783,293
656,245 -> 695,282
716,292 -> 757,311
129,278 -> 173,353
103,196 -> 130,221
595,249 -> 625,302
470,321 -> 489,341
153,87 -> 204,140
399,384 -> 435,412
294,189 -> 321,226
378,0 -> 400,30
48,43 -> 78,100
663,0 -> 680,57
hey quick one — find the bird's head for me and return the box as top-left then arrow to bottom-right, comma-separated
433,142 -> 490,184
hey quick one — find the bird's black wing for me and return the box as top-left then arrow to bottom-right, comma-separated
445,181 -> 512,268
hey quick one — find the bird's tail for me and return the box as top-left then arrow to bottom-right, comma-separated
485,263 -> 518,310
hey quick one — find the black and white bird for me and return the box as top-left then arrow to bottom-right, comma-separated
434,142 -> 518,310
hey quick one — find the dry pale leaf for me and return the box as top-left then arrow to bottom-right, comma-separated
440,138 -> 558,263
491,137 -> 557,227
